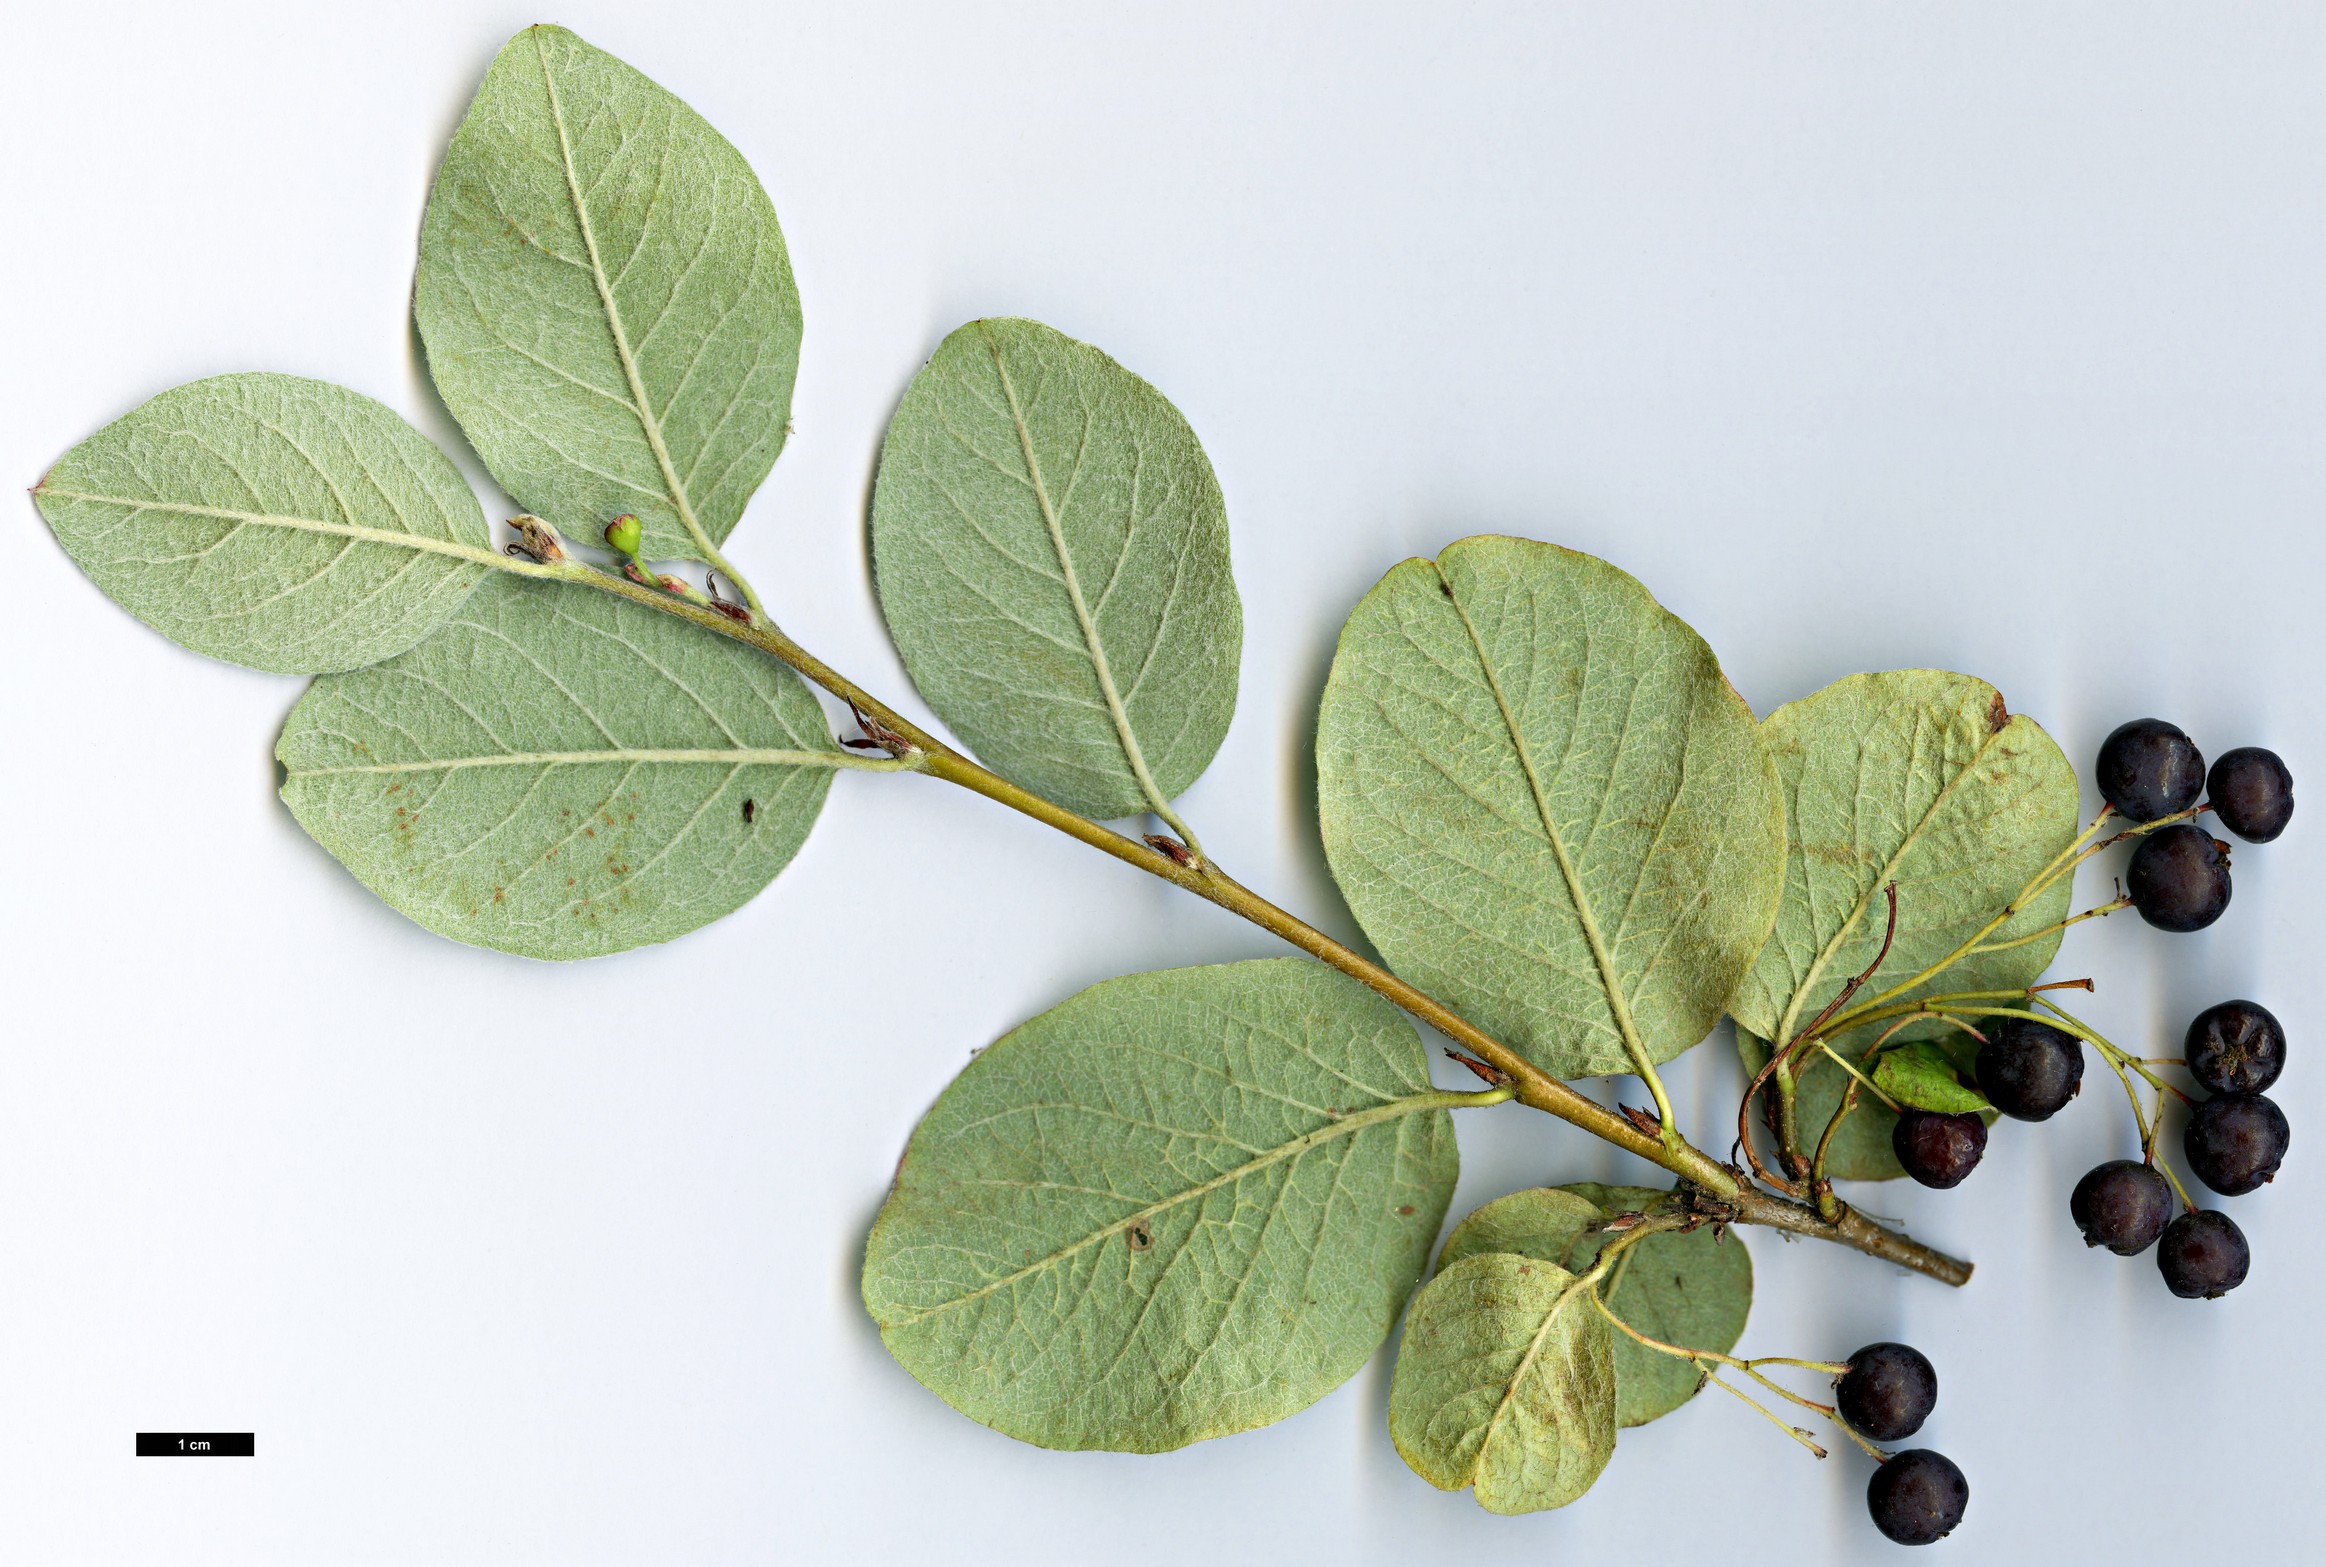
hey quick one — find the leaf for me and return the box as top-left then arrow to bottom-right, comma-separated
1739,1023 -> 1993,1182
1436,1184 -> 1751,1427
32,374 -> 493,675
860,958 -> 1459,1452
1873,1040 -> 1993,1114
1728,670 -> 2080,1050
277,573 -> 843,959
870,318 -> 1243,821
415,25 -> 801,564
1315,536 -> 1786,1080
1387,1253 -> 1616,1513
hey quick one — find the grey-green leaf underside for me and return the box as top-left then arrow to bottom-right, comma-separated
1728,669 -> 2080,1051
1739,1023 -> 1991,1182
861,958 -> 1458,1452
871,318 -> 1243,821
416,25 -> 800,563
278,573 -> 840,959
1437,1184 -> 1750,1427
1316,536 -> 1786,1080
33,374 -> 493,675
1388,1252 -> 1617,1514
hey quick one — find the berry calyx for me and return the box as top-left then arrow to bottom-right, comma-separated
2183,1092 -> 2289,1196
2125,824 -> 2232,932
1974,1017 -> 2084,1120
2207,746 -> 2294,843
2068,1160 -> 2171,1255
2096,718 -> 2205,822
1867,1449 -> 1969,1546
2184,999 -> 2285,1095
2157,1209 -> 2249,1298
1836,1342 -> 1937,1441
1893,1110 -> 1987,1188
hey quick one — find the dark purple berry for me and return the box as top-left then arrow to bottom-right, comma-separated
2157,1209 -> 2249,1298
2183,1093 -> 2289,1196
1893,1110 -> 1987,1188
1867,1449 -> 1969,1546
2126,825 -> 2232,932
2096,718 -> 2205,822
2069,1160 -> 2172,1255
2184,999 -> 2285,1095
1836,1342 -> 1937,1441
2207,746 -> 2294,843
1974,1017 -> 2083,1120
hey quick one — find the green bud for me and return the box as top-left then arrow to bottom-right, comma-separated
603,514 -> 643,555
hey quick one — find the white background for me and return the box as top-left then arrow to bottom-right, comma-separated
4,3 -> 2321,1562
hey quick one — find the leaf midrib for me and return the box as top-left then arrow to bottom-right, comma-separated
1771,711 -> 2016,1050
33,486 -> 502,568
981,326 -> 1179,824
285,746 -> 870,778
1473,1263 -> 1596,1489
881,1085 -> 1459,1329
533,28 -> 715,560
1435,564 -> 1655,1075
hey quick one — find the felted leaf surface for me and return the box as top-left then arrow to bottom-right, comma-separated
861,958 -> 1457,1452
1873,1040 -> 1992,1114
870,318 -> 1242,821
1437,1184 -> 1750,1427
1738,1024 -> 1991,1183
277,573 -> 838,959
1729,670 -> 2079,1049
33,374 -> 492,675
1388,1252 -> 1616,1513
415,25 -> 800,563
1316,536 -> 1786,1079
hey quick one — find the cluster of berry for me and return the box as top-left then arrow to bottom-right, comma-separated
2073,1000 -> 2288,1295
2100,718 -> 2293,928
1883,719 -> 2292,1306
1838,1343 -> 1965,1545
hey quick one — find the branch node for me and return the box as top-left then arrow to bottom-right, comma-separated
1443,1048 -> 1509,1088
1143,833 -> 1197,867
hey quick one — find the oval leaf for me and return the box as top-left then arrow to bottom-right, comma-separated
861,958 -> 1458,1452
1388,1253 -> 1616,1514
1739,1024 -> 1993,1182
1873,1039 -> 1993,1114
1437,1185 -> 1751,1427
278,574 -> 842,959
871,318 -> 1243,821
1316,537 -> 1786,1079
1729,670 -> 2080,1049
33,374 -> 493,675
415,25 -> 801,563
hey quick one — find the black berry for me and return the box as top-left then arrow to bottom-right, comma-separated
1974,1017 -> 2083,1120
1893,1110 -> 1987,1188
2157,1209 -> 2249,1298
2184,999 -> 2285,1095
1867,1449 -> 1969,1546
1836,1342 -> 1937,1441
2207,746 -> 2294,843
2096,718 -> 2205,822
2125,825 -> 2232,932
2183,1093 -> 2289,1196
2069,1159 -> 2172,1255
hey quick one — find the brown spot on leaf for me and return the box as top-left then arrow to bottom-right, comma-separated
742,798 -> 756,824
1397,1205 -> 1416,1217
491,886 -> 505,904
1127,1221 -> 1153,1252
1987,691 -> 2009,734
